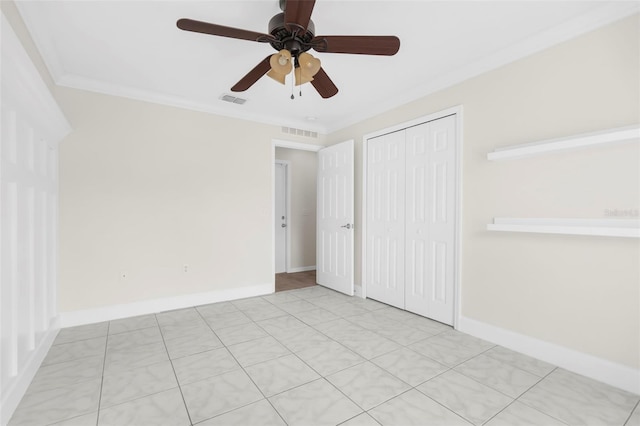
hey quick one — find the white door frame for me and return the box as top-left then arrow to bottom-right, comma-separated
270,140 -> 324,282
275,160 -> 291,273
361,105 -> 464,328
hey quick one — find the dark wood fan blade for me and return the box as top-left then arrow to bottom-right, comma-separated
231,56 -> 272,92
312,35 -> 400,55
284,0 -> 316,33
177,19 -> 275,43
311,67 -> 338,98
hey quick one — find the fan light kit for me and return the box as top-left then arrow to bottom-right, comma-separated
267,49 -> 320,88
177,0 -> 400,99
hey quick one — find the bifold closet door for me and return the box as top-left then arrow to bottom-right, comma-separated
404,116 -> 456,325
366,130 -> 406,309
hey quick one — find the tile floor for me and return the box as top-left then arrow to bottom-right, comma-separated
9,286 -> 640,426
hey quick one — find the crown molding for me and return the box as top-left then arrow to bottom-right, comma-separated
324,3 -> 640,134
55,74 -> 330,134
15,2 -> 639,136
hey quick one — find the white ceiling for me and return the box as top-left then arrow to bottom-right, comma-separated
15,1 -> 639,134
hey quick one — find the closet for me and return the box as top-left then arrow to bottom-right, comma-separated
365,114 -> 457,325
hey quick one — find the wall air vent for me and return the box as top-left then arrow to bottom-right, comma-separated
281,126 -> 318,139
220,94 -> 247,105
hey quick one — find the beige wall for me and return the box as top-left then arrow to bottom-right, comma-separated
329,14 -> 640,369
55,88 -> 326,311
2,1 -> 326,313
275,148 -> 317,270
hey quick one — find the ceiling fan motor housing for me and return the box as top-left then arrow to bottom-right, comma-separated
268,13 -> 315,55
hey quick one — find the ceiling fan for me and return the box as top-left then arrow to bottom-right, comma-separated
177,0 -> 400,99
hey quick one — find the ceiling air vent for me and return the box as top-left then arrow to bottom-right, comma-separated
281,126 -> 318,139
220,94 -> 247,105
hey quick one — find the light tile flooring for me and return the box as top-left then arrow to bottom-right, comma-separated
9,286 -> 640,426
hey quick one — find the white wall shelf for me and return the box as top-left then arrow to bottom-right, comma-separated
487,218 -> 640,238
487,125 -> 640,160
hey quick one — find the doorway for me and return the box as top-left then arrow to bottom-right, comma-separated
272,141 -> 324,292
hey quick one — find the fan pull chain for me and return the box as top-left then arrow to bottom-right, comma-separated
290,72 -> 294,100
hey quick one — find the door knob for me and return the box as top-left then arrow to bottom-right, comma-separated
281,224 -> 287,228
341,224 -> 352,229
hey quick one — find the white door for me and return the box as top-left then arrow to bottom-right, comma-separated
316,140 -> 354,295
405,116 -> 456,324
274,162 -> 287,273
366,131 -> 406,309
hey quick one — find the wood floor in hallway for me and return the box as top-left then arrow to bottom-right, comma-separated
275,270 -> 317,292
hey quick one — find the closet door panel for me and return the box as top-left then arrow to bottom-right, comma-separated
428,116 -> 456,325
366,131 -> 405,308
407,116 -> 456,324
405,123 -> 430,315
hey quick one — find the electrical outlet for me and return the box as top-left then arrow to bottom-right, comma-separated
183,264 -> 189,273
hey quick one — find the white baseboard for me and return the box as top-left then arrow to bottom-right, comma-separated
1,317 -> 60,426
457,316 -> 640,395
59,283 -> 274,328
286,265 -> 316,273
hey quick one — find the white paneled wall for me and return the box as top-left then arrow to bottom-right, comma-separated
1,13 -> 70,425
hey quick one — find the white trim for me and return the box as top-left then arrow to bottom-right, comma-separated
59,283 -> 273,327
273,139 -> 324,152
361,106 -> 464,328
457,316 -> 640,395
487,125 -> 640,160
1,317 -> 60,426
453,106 -> 464,330
286,265 -> 316,273
487,218 -> 640,238
271,144 -> 277,281
285,162 -> 292,273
